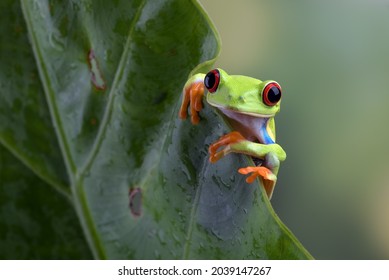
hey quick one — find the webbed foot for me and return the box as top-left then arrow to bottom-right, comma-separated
238,166 -> 277,199
179,79 -> 204,125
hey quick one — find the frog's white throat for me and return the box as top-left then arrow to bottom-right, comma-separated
218,108 -> 275,145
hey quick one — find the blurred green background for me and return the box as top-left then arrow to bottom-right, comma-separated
198,0 -> 389,259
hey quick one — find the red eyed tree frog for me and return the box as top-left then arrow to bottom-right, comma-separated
179,68 -> 286,199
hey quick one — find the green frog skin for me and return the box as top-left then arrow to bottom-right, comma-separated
179,68 -> 286,199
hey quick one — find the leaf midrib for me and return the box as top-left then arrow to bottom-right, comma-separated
79,0 -> 146,177
20,0 -> 77,182
20,0 -> 147,260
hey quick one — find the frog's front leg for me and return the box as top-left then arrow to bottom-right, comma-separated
179,74 -> 206,125
209,131 -> 286,199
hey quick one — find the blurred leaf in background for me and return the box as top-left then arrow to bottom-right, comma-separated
0,0 -> 311,259
199,0 -> 389,259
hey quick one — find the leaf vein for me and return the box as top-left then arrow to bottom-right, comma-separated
79,0 -> 147,176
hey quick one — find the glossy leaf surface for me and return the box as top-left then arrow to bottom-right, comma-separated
0,146 -> 91,259
0,0 -> 312,259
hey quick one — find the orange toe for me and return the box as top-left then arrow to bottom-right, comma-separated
208,131 -> 246,163
179,82 -> 204,125
238,166 -> 277,199
238,166 -> 275,181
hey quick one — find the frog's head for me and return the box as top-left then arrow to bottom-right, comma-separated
205,68 -> 282,117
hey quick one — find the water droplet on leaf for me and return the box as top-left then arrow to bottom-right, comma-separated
157,230 -> 166,245
49,33 -> 65,51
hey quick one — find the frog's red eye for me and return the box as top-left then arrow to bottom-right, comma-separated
262,82 -> 282,106
204,69 -> 220,93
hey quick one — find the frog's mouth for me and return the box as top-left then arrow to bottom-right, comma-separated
217,108 -> 275,166
217,107 -> 275,145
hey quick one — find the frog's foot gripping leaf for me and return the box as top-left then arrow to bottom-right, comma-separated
238,166 -> 277,199
179,80 -> 204,125
208,131 -> 246,163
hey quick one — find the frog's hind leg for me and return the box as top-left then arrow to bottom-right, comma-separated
238,166 -> 277,199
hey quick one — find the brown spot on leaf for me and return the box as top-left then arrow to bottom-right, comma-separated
87,49 -> 106,91
129,188 -> 142,217
90,118 -> 97,126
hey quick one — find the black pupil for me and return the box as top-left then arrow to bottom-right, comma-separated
267,86 -> 281,103
204,72 -> 216,89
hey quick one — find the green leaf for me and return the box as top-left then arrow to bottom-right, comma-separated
0,0 -> 69,196
0,145 -> 92,259
0,0 -> 312,259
